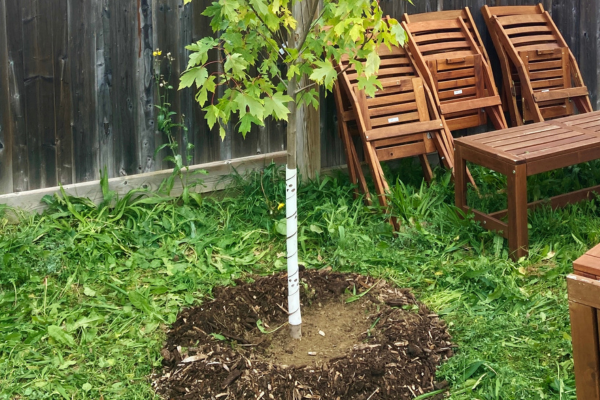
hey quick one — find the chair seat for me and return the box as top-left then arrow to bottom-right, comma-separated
364,119 -> 443,142
440,96 -> 502,115
533,87 -> 589,103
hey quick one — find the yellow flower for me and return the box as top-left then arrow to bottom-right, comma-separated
152,51 -> 157,56
158,51 -> 162,56
278,203 -> 285,210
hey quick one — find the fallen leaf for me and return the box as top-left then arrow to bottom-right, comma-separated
181,354 -> 208,363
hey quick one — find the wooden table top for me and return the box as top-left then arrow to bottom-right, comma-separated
455,111 -> 600,166
574,242 -> 600,277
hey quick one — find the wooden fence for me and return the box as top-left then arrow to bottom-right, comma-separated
0,0 -> 599,196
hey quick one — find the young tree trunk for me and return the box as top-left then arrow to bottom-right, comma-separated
286,73 -> 302,339
286,0 -> 320,340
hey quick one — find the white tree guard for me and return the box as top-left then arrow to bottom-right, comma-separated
286,166 -> 302,330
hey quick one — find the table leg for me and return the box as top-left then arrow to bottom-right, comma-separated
507,164 -> 528,260
454,146 -> 467,212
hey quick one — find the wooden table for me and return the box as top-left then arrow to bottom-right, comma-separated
455,110 -> 600,260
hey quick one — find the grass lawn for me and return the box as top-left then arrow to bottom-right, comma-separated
3,161 -> 600,399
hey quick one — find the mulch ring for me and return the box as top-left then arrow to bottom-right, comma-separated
153,268 -> 454,400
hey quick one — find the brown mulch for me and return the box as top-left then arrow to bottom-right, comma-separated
153,268 -> 454,400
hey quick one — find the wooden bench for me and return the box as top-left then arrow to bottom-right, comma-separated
455,110 -> 600,260
568,246 -> 600,399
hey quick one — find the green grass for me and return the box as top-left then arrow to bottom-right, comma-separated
2,161 -> 600,399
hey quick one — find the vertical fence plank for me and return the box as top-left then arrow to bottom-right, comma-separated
191,0 -> 228,163
135,0 -> 156,174
53,0 -> 74,186
154,0 -> 196,169
579,0 -> 599,109
552,0 -> 579,63
70,0 -> 99,182
5,0 -> 28,192
107,0 -> 137,177
97,0 -> 115,178
21,0 -> 57,190
0,0 -> 13,195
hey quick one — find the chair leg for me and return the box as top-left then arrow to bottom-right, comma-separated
419,154 -> 433,184
573,96 -> 593,114
348,139 -> 371,206
486,105 -> 508,130
364,143 -> 390,209
454,147 -> 468,214
432,129 -> 453,171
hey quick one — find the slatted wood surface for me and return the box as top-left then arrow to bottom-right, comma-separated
0,0 -> 599,196
482,4 -> 592,125
402,8 -> 491,65
456,114 -> 600,175
403,13 -> 508,135
574,243 -> 600,280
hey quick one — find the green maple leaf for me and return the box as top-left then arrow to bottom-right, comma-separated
196,87 -> 208,107
349,23 -> 364,42
249,0 -> 268,15
309,60 -> 337,88
235,92 -> 264,120
390,23 -> 407,46
179,67 -> 208,90
220,0 -> 240,22
365,50 -> 380,77
204,104 -> 222,129
224,53 -> 248,77
297,89 -> 319,109
264,92 -> 293,121
195,75 -> 216,107
357,75 -> 383,98
239,114 -> 263,136
186,37 -> 218,67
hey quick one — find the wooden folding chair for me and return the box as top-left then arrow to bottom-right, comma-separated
482,5 -> 592,125
402,8 -> 516,115
402,17 -> 508,139
332,81 -> 371,205
335,44 -> 454,222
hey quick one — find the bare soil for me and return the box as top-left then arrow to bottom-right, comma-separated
153,269 -> 454,399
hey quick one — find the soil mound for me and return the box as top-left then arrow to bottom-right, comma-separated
153,269 -> 454,399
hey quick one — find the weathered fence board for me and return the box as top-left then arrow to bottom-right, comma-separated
0,0 -> 599,195
0,0 -> 13,195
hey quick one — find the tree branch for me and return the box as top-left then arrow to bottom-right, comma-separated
255,29 -> 287,63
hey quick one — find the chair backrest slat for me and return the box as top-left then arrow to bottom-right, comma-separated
403,14 -> 505,131
403,7 -> 490,65
482,4 -> 591,123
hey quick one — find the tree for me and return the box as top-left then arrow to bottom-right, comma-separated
181,0 -> 408,338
